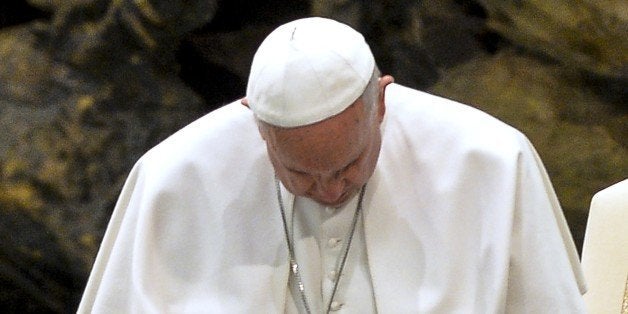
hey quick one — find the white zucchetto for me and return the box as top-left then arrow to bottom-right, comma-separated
246,17 -> 375,127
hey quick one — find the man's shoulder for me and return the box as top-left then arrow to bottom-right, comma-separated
139,100 -> 264,170
156,101 -> 255,146
385,84 -> 523,146
387,84 -> 513,130
177,101 -> 256,140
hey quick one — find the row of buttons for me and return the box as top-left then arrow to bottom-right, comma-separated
330,301 -> 343,311
328,237 -> 341,248
324,206 -> 346,312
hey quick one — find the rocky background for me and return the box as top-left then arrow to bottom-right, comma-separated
0,0 -> 625,312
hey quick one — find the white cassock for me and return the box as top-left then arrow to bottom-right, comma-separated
78,84 -> 586,313
581,179 -> 628,313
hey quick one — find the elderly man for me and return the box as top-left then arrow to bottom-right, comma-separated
78,17 -> 586,313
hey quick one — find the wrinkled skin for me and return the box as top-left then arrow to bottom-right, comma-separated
256,75 -> 394,208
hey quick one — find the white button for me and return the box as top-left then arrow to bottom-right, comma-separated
327,237 -> 341,248
325,207 -> 336,214
328,270 -> 337,282
330,301 -> 343,311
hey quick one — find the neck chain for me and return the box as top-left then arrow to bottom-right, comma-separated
276,178 -> 366,314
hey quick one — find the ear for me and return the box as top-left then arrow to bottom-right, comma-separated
377,75 -> 394,123
241,97 -> 249,107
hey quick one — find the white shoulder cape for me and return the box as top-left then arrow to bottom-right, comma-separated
78,84 -> 586,313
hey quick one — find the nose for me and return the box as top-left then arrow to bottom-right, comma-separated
313,175 -> 346,203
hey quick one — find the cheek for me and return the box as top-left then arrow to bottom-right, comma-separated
277,170 -> 313,196
266,146 -> 313,196
343,164 -> 364,183
348,138 -> 381,184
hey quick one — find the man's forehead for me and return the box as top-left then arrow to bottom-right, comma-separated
267,119 -> 367,172
273,140 -> 365,174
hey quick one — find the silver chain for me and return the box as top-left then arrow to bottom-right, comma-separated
276,178 -> 366,314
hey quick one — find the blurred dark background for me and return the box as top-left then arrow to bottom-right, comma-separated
0,0 -> 626,312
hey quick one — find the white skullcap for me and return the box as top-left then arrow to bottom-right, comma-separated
246,17 -> 375,127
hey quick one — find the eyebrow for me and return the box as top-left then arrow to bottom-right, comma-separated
340,155 -> 360,171
287,151 -> 362,175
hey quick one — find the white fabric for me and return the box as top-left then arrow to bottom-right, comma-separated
284,186 -> 376,313
78,84 -> 586,313
581,179 -> 628,313
246,17 -> 375,127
